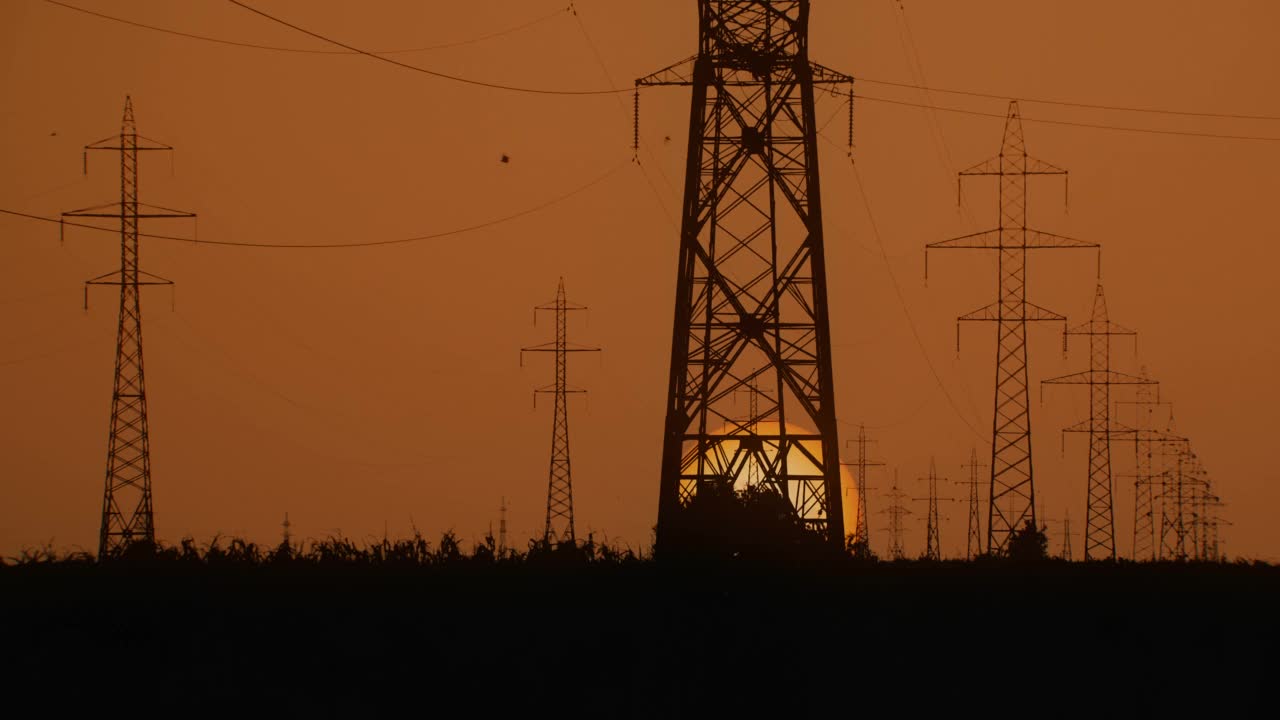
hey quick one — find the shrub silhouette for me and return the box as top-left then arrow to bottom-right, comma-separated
1006,520 -> 1049,563
656,483 -> 828,563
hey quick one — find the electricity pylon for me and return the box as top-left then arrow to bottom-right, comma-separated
521,278 -> 600,546
911,458 -> 948,561
926,101 -> 1097,555
954,447 -> 986,559
1043,283 -> 1154,560
842,424 -> 884,551
62,97 -> 195,559
1157,427 -> 1201,561
1060,510 -> 1075,561
881,470 -> 911,560
638,0 -> 856,548
1114,369 -> 1183,560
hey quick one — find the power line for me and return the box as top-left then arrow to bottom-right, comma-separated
224,0 -> 628,96
857,93 -> 1280,143
49,0 -> 1280,133
1,158 -> 626,249
45,0 -> 570,56
857,76 -> 1280,123
846,155 -> 985,442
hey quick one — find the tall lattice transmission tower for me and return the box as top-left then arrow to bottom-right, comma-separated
912,459 -> 947,561
843,424 -> 884,552
882,470 -> 911,561
1043,283 -> 1154,560
637,0 -> 856,548
955,447 -> 986,559
926,101 -> 1097,555
1115,369 -> 1182,560
1060,509 -> 1074,561
62,97 -> 195,559
521,278 -> 600,546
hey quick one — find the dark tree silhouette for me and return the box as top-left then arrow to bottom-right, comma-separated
1006,520 -> 1049,562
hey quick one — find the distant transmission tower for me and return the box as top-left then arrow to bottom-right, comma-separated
1043,283 -> 1154,560
521,278 -> 600,546
911,459 -> 947,561
926,101 -> 1097,555
1154,414 -> 1195,560
498,497 -> 508,555
62,97 -> 195,559
843,424 -> 885,551
1115,369 -> 1181,561
1061,510 -> 1073,561
281,512 -> 291,549
638,0 -> 856,547
956,448 -> 986,559
882,470 -> 912,560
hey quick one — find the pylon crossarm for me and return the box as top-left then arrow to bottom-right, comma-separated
808,61 -> 854,85
635,55 -> 697,87
958,156 -> 1001,176
86,136 -> 172,152
957,301 -> 1065,323
62,202 -> 121,215
928,228 -> 1000,250
1023,229 -> 1097,250
1024,155 -> 1068,175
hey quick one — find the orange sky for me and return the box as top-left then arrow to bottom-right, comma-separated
1,0 -> 1277,560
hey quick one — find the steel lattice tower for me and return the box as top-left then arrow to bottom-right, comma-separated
1043,284 -> 1153,560
638,1 -> 855,547
914,459 -> 944,561
1157,432 -> 1201,561
927,101 -> 1096,554
844,424 -> 884,551
1114,368 -> 1182,561
882,471 -> 911,561
957,447 -> 985,559
62,97 -> 194,559
521,278 -> 600,545
1061,509 -> 1073,561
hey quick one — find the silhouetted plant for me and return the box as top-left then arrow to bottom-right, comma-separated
846,537 -> 878,562
1006,521 -> 1049,563
656,483 -> 829,563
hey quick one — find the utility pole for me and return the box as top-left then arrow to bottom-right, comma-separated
521,278 -> 600,546
842,424 -> 884,552
954,447 -> 986,559
881,470 -> 912,561
1043,283 -> 1154,560
638,0 -> 856,548
62,97 -> 195,559
926,101 -> 1097,555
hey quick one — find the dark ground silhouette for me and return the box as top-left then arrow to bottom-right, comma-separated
5,499 -> 1277,714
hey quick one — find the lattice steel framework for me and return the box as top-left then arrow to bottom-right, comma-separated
521,278 -> 600,545
914,458 -> 944,561
1043,284 -> 1153,560
638,1 -> 855,546
926,101 -> 1096,554
882,472 -> 910,561
1114,368 -> 1183,561
843,424 -> 884,551
957,447 -> 985,559
1061,510 -> 1074,561
63,97 -> 194,559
